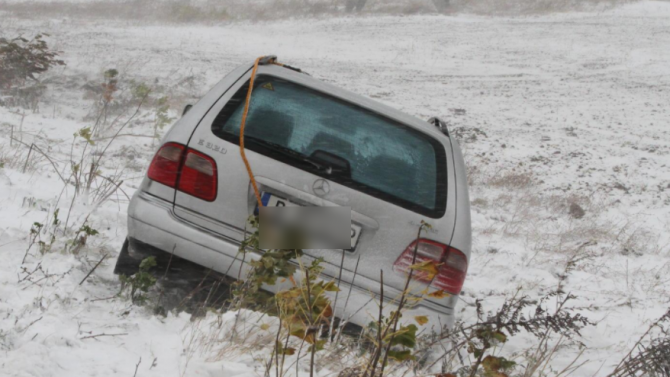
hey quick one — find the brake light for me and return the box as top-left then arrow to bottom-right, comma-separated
433,248 -> 468,294
393,239 -> 468,295
147,143 -> 217,201
147,142 -> 185,188
177,149 -> 218,201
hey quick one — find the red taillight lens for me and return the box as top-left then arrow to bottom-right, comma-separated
147,143 -> 217,202
433,249 -> 468,294
147,142 -> 185,188
177,149 -> 217,201
393,238 -> 468,295
393,239 -> 445,283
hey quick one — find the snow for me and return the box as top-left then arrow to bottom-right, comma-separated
1,1 -> 670,376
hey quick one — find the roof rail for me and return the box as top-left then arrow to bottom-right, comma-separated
258,55 -> 278,65
258,55 -> 306,74
428,116 -> 450,137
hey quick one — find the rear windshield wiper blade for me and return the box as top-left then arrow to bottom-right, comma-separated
243,136 -> 328,172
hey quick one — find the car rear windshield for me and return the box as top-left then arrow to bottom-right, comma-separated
211,75 -> 447,218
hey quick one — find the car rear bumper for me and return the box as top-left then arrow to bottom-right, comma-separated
127,191 -> 456,331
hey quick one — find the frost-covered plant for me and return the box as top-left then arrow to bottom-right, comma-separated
22,221 -> 44,264
232,216 -> 343,377
25,208 -> 61,256
608,308 -> 670,377
270,259 -> 341,377
169,3 -> 230,22
119,257 -> 158,305
22,205 -> 100,259
153,96 -> 174,142
233,218 -> 440,377
232,215 -> 305,311
93,68 -> 119,131
420,291 -> 593,377
0,34 -> 65,110
130,80 -> 151,103
359,221 -> 438,377
0,34 -> 65,89
432,0 -> 452,12
66,222 -> 100,254
346,0 -> 368,12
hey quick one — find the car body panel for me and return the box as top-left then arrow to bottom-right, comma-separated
127,191 -> 457,331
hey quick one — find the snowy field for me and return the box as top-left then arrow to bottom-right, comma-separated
1,1 -> 670,376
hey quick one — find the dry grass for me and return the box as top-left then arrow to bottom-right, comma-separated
0,0 -> 642,23
450,0 -> 640,15
471,167 -> 662,260
489,171 -> 534,190
0,134 -> 46,173
0,0 -> 231,23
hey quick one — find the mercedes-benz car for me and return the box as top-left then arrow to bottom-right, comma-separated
115,57 -> 471,332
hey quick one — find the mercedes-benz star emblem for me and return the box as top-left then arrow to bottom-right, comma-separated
312,179 -> 330,197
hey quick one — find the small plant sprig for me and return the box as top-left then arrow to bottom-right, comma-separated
76,126 -> 95,145
271,259 -> 340,377
101,69 -> 118,104
92,68 -> 119,134
130,80 -> 151,103
275,258 -> 337,347
37,208 -> 60,254
362,221 -> 439,377
22,221 -> 44,264
232,215 -> 305,311
66,221 -> 100,254
24,208 -> 61,259
233,215 -> 344,377
119,256 -> 158,305
153,96 -> 174,143
21,205 -> 101,261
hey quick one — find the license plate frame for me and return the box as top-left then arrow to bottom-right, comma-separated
258,192 -> 362,251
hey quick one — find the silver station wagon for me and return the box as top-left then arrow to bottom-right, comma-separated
116,57 -> 471,332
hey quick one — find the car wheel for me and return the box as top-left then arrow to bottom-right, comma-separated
113,239 -> 140,276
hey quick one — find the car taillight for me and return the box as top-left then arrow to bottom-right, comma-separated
147,142 -> 185,188
393,239 -> 468,295
147,143 -> 217,202
177,149 -> 218,201
433,248 -> 468,294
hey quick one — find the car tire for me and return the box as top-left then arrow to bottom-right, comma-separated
113,239 -> 140,276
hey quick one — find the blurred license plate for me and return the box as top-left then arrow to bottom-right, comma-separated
261,192 -> 362,250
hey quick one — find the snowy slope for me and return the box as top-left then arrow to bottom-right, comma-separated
1,2 -> 669,376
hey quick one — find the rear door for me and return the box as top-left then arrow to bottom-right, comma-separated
174,65 -> 457,291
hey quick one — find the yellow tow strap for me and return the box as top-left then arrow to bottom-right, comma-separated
240,55 -> 286,209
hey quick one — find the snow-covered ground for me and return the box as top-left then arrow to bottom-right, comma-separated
1,1 -> 669,376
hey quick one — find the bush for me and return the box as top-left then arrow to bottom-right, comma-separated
422,291 -> 593,377
0,34 -> 65,90
345,0 -> 368,12
168,3 -> 229,22
0,34 -> 65,110
608,308 -> 670,377
432,0 -> 451,11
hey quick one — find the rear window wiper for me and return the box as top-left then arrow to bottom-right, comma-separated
243,136 -> 328,173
